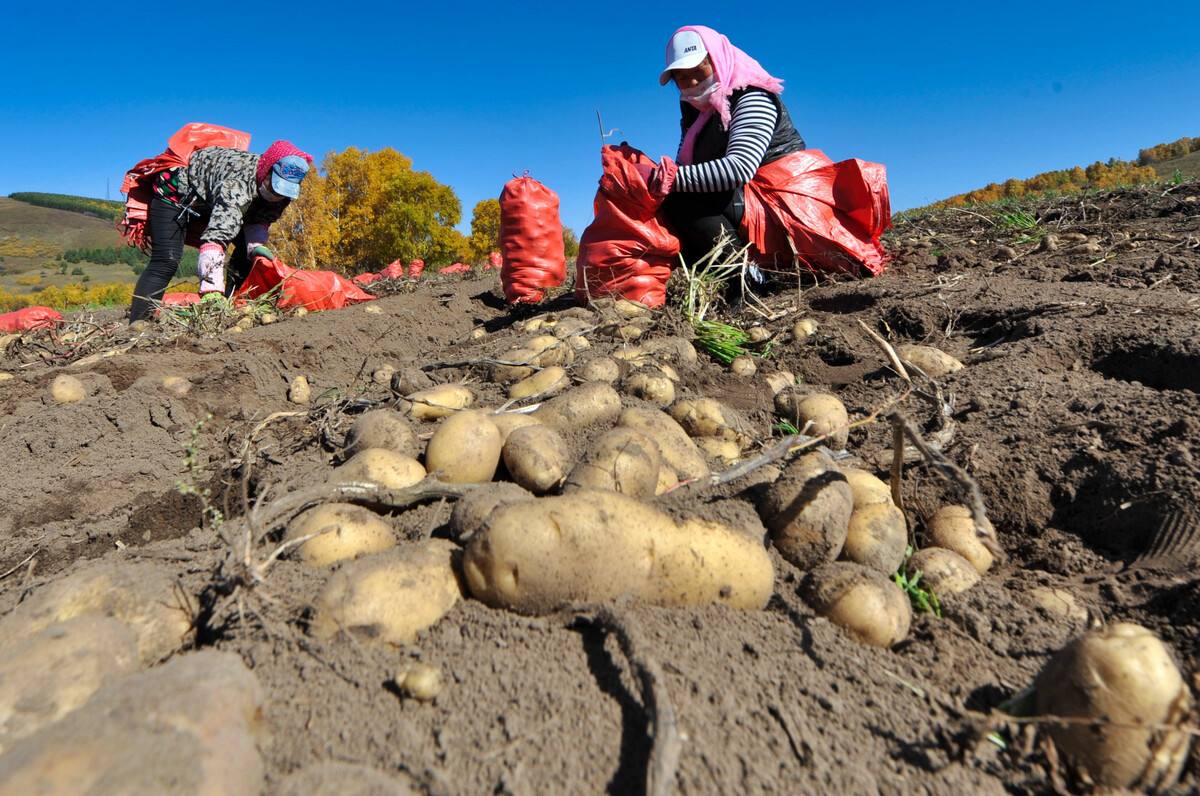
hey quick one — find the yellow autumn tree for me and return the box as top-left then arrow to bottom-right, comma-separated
273,147 -> 468,271
467,198 -> 501,261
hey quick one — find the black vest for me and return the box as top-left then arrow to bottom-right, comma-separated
679,88 -> 805,167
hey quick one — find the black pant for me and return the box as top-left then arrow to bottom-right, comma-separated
129,198 -> 253,321
660,188 -> 747,265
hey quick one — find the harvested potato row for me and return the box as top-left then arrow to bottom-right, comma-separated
502,425 -> 572,494
463,490 -> 774,614
311,541 -> 462,646
344,409 -> 419,458
758,451 -> 852,568
404,384 -> 473,420
617,407 -> 710,481
332,449 -> 426,491
928,505 -> 995,574
802,562 -> 912,647
774,392 -> 849,449
564,427 -> 661,498
533,382 -> 622,431
425,411 -> 502,484
286,503 -> 396,567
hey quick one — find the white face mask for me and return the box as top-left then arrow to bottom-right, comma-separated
680,74 -> 720,110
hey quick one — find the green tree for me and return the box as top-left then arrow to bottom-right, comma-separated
562,226 -> 579,259
467,198 -> 501,261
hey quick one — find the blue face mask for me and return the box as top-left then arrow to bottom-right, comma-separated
680,74 -> 720,110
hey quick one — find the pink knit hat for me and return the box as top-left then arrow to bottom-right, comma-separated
256,140 -> 313,185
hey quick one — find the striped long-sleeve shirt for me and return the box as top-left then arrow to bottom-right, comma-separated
674,91 -> 779,193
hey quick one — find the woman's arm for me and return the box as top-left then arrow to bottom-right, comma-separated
200,179 -> 255,245
673,91 -> 778,192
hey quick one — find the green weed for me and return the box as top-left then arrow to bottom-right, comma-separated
998,210 -> 1038,231
176,414 -> 224,534
892,545 -> 942,617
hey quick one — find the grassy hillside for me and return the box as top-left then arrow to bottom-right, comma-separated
1150,149 -> 1200,181
0,197 -> 137,293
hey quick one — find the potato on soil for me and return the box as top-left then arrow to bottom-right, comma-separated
643,336 -> 698,365
697,436 -> 741,464
564,427 -> 661,497
285,503 -> 396,567
405,384 -> 473,420
566,335 -> 591,352
774,391 -> 850,448
730,355 -> 757,377
842,502 -> 907,574
489,411 -> 542,443
897,344 -> 964,378
425,411 -> 502,483
928,505 -> 994,574
161,375 -> 191,397
552,317 -> 592,339
463,490 -> 774,614
792,318 -> 819,339
288,374 -> 311,404
758,451 -> 853,568
617,407 -> 710,480
372,364 -> 396,385
310,541 -> 462,646
333,449 -> 426,490
492,350 -> 538,383
508,366 -> 569,400
50,374 -> 86,404
449,482 -> 534,543
390,367 -> 433,396
526,334 -> 560,354
503,424 -> 572,493
904,548 -> 979,595
1031,623 -> 1193,790
621,369 -> 675,407
397,663 -> 443,701
670,398 -> 741,440
764,371 -> 796,396
344,409 -> 419,458
802,562 -> 911,647
610,345 -> 648,363
578,357 -> 621,383
533,382 -> 622,431
842,466 -> 893,508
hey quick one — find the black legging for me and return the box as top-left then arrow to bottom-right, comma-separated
660,188 -> 746,265
129,198 -> 253,321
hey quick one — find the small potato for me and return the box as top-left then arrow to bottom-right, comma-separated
670,398 -> 741,440
552,317 -> 592,339
566,335 -> 591,352
491,349 -> 537,383
565,427 -> 661,497
503,425 -> 572,494
463,490 -> 773,614
759,451 -> 852,568
764,371 -> 795,396
285,503 -> 395,567
774,392 -> 849,449
469,327 -> 487,340
642,336 -> 698,365
610,345 -> 647,363
449,483 -> 534,543
49,374 -> 86,404
397,664 -> 443,701
730,355 -> 757,377
390,367 -> 433,396
288,375 -> 311,404
344,409 -> 419,458
526,334 -> 559,354
928,505 -> 994,574
621,370 -> 675,408
792,318 -> 819,339
578,357 -> 621,384
508,366 -> 569,400
905,548 -> 979,595
697,437 -> 741,464
311,541 -> 462,646
161,375 -> 191,397
746,326 -> 771,343
618,407 -> 710,481
372,364 -> 396,385
897,344 -> 964,378
520,317 -> 552,333
405,384 -> 474,420
1032,623 -> 1192,790
332,449 -> 426,490
842,502 -> 907,575
425,411 -> 502,484
489,412 -> 542,443
533,382 -> 622,431
802,562 -> 911,647
1028,586 -> 1086,622
842,467 -> 893,508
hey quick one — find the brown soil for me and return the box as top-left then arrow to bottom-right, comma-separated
1,182 -> 1198,793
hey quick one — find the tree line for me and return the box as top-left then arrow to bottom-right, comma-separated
8,192 -> 124,221
1138,136 -> 1200,165
934,158 -> 1159,208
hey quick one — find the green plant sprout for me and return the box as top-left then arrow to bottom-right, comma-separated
892,545 -> 942,617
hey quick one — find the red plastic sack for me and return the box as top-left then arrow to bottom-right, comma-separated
741,150 -> 891,275
378,260 -> 406,279
575,145 -> 680,307
352,272 -> 381,286
440,262 -> 471,275
408,259 -> 426,279
499,176 -> 566,303
236,255 -> 376,311
486,251 -> 502,270
0,306 -> 63,332
161,292 -> 201,306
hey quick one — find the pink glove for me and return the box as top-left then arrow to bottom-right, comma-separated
197,242 -> 226,294
648,155 -> 678,199
633,162 -> 655,184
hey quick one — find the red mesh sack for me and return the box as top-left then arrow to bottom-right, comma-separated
352,272 -> 381,286
575,145 -> 679,308
408,259 -> 426,279
236,255 -> 375,311
440,262 -> 471,275
0,306 -> 63,332
486,251 -> 502,270
161,292 -> 201,306
499,176 -> 566,303
379,260 -> 406,279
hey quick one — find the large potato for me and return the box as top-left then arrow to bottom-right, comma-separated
670,398 -> 741,440
618,407 -> 709,480
344,409 -> 419,458
332,449 -> 426,490
1032,623 -> 1192,790
533,382 -> 622,431
578,357 -> 621,384
502,425 -> 572,494
508,366 -> 569,400
564,427 -> 661,498
462,490 -> 773,613
448,483 -> 534,543
425,411 -> 502,483
842,503 -> 907,574
759,451 -> 853,568
904,548 -> 979,595
897,344 -> 963,378
928,505 -> 994,574
774,392 -> 850,448
405,384 -> 473,420
842,467 -> 893,508
285,503 -> 396,567
802,562 -> 912,647
310,541 -> 462,646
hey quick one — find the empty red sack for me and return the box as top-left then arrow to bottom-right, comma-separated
236,255 -> 375,311
500,176 -> 566,303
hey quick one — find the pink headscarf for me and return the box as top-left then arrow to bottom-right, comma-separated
671,26 -> 784,165
256,140 -> 314,185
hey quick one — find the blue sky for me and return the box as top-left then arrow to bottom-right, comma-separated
1,1 -> 1197,237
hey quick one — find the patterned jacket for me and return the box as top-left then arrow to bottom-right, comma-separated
177,147 -> 291,244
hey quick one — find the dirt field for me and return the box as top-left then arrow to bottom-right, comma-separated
0,182 -> 1197,794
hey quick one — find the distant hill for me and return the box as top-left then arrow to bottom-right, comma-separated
1149,149 -> 1200,181
8,192 -> 125,221
0,196 -> 136,292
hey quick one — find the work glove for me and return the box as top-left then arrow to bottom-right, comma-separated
197,242 -> 226,294
633,157 -> 678,200
249,244 -> 275,261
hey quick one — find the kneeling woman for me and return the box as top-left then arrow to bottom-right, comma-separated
129,140 -> 312,321
648,26 -> 889,276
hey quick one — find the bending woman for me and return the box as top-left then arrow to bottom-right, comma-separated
129,140 -> 311,321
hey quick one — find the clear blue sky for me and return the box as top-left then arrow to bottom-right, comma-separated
1,1 -> 1197,236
